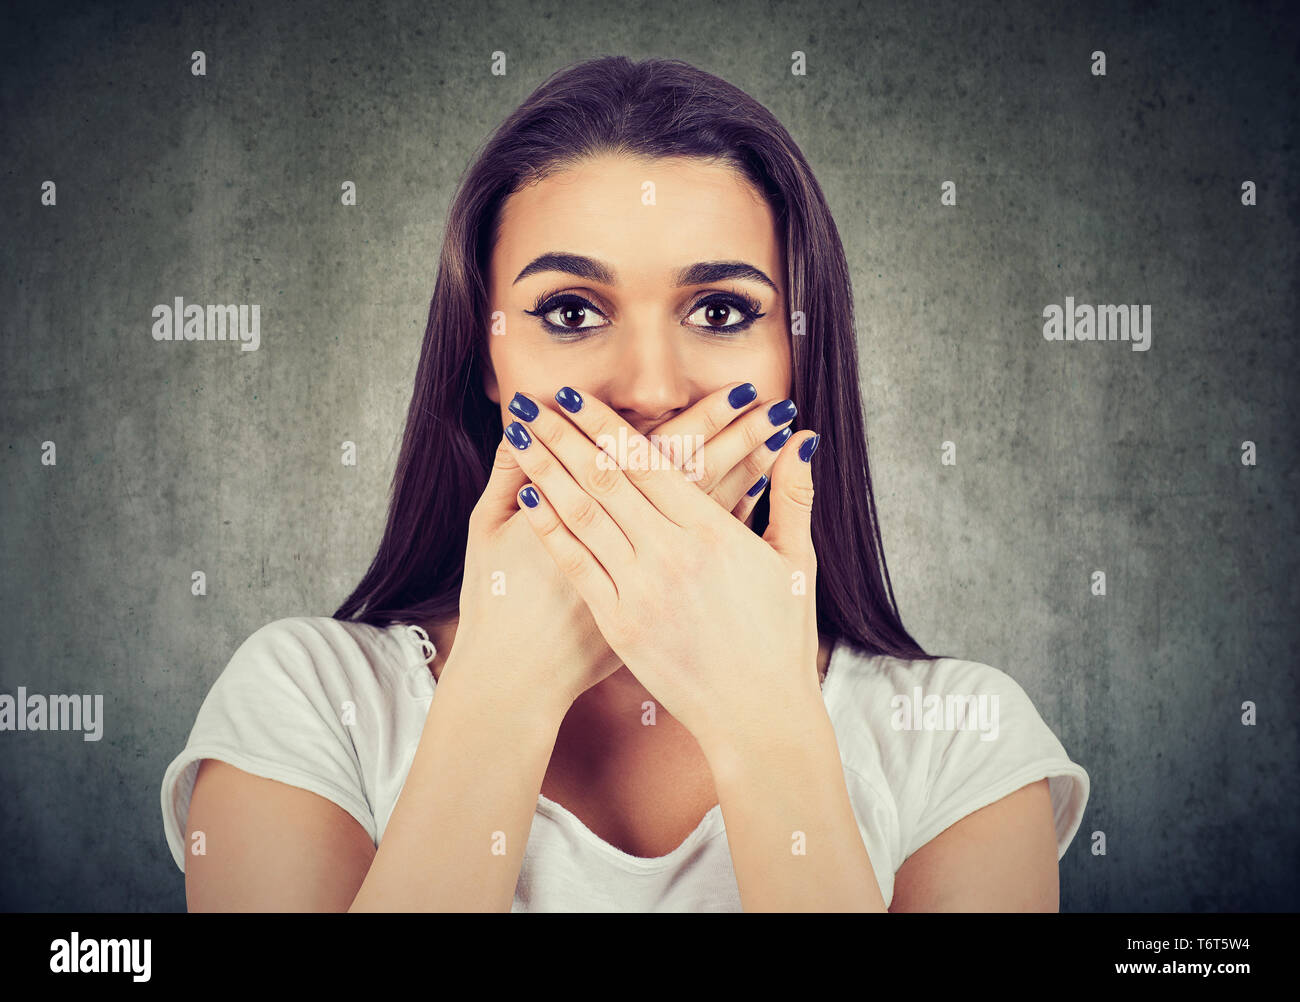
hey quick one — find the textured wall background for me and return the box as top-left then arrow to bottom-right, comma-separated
1,0 -> 1295,911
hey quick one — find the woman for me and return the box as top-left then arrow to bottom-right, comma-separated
161,56 -> 1089,911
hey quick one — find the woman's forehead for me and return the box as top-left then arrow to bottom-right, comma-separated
494,154 -> 781,284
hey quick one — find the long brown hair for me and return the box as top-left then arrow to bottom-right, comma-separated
335,56 -> 937,663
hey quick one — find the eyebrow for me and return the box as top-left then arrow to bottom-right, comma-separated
512,252 -> 779,293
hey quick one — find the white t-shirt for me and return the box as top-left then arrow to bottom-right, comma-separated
160,616 -> 1090,911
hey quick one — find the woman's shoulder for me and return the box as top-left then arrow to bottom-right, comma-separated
160,616 -> 425,872
216,615 -> 434,704
825,638 -> 1090,861
827,640 -> 1031,712
825,639 -> 1074,759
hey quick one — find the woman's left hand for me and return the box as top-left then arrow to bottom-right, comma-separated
504,385 -> 825,763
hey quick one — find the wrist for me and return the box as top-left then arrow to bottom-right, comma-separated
436,651 -> 572,735
700,686 -> 832,785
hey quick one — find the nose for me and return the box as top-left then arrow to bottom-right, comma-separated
601,319 -> 693,433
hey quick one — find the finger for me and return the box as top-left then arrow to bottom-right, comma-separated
470,432 -> 531,534
691,396 -> 797,496
506,390 -> 662,547
762,430 -> 820,566
730,471 -> 769,525
551,385 -> 717,533
503,418 -> 637,578
647,380 -> 761,470
711,417 -> 792,513
515,483 -> 618,612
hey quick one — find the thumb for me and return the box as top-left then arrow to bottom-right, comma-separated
762,431 -> 820,563
471,429 -> 530,533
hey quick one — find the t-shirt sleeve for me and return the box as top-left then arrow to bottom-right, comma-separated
159,617 -> 377,873
896,658 -> 1090,863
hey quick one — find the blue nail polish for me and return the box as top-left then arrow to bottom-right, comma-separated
799,434 -> 820,462
508,392 -> 539,422
728,383 -> 757,408
504,421 -> 531,450
555,386 -> 583,413
519,486 -> 539,508
746,474 -> 769,497
767,399 -> 797,425
765,426 -> 792,451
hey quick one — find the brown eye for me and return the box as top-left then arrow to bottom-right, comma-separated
684,294 -> 765,334
702,303 -> 736,327
524,294 -> 611,338
558,303 -> 588,328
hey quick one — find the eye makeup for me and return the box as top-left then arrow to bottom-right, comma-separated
522,287 -> 768,342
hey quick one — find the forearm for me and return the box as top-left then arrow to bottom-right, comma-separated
348,661 -> 565,912
705,700 -> 888,913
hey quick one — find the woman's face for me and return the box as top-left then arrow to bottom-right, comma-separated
484,152 -> 792,455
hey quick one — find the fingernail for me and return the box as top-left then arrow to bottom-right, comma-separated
504,421 -> 531,450
799,434 -> 820,462
728,383 -> 757,408
508,392 -> 539,422
555,386 -> 583,413
765,426 -> 792,451
746,474 -> 769,497
519,486 -> 539,508
767,399 -> 797,425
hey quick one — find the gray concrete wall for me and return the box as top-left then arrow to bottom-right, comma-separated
0,0 -> 1295,910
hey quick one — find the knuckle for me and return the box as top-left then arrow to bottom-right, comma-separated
684,454 -> 712,488
586,460 -> 622,496
528,452 -> 556,481
489,446 -> 521,484
739,452 -> 767,481
570,496 -> 604,530
622,456 -> 654,487
787,482 -> 815,513
537,510 -> 569,545
743,419 -> 771,452
556,547 -> 588,580
697,406 -> 725,440
649,433 -> 682,468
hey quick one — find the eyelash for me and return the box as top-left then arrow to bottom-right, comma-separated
523,290 -> 767,341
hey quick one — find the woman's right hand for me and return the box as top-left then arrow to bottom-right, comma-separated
441,381 -> 799,714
